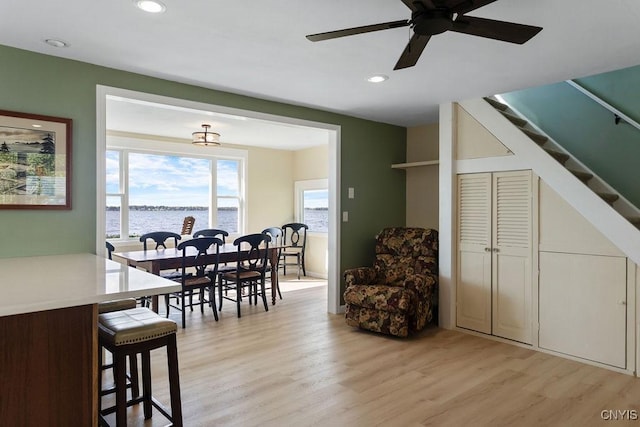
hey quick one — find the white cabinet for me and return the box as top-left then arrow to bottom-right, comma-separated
456,171 -> 532,344
538,252 -> 627,368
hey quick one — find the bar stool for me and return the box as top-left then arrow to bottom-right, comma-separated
98,307 -> 183,427
98,299 -> 140,400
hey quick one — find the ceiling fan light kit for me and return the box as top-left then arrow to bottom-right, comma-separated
306,0 -> 542,70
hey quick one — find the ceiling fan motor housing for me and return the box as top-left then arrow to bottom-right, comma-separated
412,9 -> 454,35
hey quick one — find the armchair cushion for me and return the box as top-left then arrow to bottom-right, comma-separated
343,227 -> 438,337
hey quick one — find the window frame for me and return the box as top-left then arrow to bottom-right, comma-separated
106,134 -> 247,243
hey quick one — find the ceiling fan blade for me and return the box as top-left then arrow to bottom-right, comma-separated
451,16 -> 542,44
306,20 -> 409,42
449,0 -> 498,15
394,33 -> 431,70
401,0 -> 436,11
401,0 -> 419,11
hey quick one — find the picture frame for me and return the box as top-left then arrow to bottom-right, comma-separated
0,109 -> 72,209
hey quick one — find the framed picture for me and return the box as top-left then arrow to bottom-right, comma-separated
0,109 -> 72,209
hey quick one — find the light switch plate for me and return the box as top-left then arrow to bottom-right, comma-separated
348,187 -> 355,199
342,211 -> 349,222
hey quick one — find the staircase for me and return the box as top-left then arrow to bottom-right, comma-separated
484,97 -> 640,227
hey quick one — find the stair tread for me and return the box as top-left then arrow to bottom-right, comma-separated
483,97 -> 509,111
500,111 -> 527,127
568,169 -> 594,182
598,192 -> 619,203
520,128 -> 548,145
626,216 -> 640,226
544,148 -> 570,164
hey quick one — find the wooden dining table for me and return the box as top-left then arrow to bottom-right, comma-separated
113,243 -> 282,307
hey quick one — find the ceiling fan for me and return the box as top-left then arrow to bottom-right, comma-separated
306,0 -> 543,70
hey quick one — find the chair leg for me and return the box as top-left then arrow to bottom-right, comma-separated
301,253 -> 306,277
129,353 -> 140,398
297,254 -> 301,280
167,334 -> 183,426
165,294 -> 170,318
260,281 -> 269,312
181,292 -> 186,329
141,350 -> 153,420
218,279 -> 224,311
236,284 -> 242,318
114,350 -> 128,427
209,286 -> 218,321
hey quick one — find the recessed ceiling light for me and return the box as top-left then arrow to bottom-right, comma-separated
32,124 -> 42,128
135,0 -> 166,13
367,75 -> 389,83
44,39 -> 69,48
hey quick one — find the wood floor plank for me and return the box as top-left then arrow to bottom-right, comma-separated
99,277 -> 640,427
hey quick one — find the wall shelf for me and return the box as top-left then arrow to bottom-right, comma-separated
391,160 -> 439,169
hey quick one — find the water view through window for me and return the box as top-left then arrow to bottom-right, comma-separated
106,151 -> 240,238
302,189 -> 328,233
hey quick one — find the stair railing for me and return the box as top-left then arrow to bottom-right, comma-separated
565,80 -> 640,132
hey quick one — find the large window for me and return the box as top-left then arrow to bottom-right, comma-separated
295,179 -> 328,233
106,145 -> 244,240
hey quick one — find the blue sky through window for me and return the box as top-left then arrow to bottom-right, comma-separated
106,151 -> 239,207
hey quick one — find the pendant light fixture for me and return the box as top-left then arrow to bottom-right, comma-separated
192,124 -> 221,146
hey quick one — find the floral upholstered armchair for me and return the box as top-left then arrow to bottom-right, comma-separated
343,227 -> 438,337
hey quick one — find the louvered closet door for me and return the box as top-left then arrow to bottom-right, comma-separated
456,173 -> 492,334
492,171 -> 532,344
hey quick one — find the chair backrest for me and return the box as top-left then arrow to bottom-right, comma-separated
281,223 -> 308,250
139,231 -> 182,250
373,227 -> 438,284
177,236 -> 223,281
181,216 -> 196,235
106,241 -> 115,260
193,228 -> 229,244
233,233 -> 270,274
261,227 -> 283,245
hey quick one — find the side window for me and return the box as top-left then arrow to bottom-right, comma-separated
216,159 -> 241,233
295,179 -> 328,233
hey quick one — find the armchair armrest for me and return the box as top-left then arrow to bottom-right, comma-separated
402,272 -> 437,298
344,266 -> 377,287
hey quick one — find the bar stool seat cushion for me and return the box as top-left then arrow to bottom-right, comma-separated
98,298 -> 138,314
99,308 -> 177,346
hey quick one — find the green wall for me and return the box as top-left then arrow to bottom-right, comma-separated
0,45 -> 406,287
500,64 -> 640,207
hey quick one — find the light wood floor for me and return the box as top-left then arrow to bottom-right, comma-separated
102,276 -> 640,427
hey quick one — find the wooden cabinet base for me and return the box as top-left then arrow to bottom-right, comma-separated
0,305 -> 97,426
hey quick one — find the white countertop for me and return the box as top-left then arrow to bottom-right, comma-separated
0,253 -> 182,317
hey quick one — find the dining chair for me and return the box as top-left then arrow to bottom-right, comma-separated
262,227 -> 284,300
193,228 -> 229,242
167,236 -> 223,328
280,223 -> 308,279
140,231 -> 183,285
192,228 -> 235,275
218,233 -> 270,318
181,215 -> 196,235
106,241 -> 115,260
139,231 -> 182,250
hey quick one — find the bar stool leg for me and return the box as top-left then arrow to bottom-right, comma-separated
129,354 -> 139,398
167,333 -> 183,426
141,350 -> 153,419
114,351 -> 128,427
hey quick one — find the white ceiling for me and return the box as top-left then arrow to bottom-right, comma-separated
2,0 -> 640,145
106,96 -> 331,150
